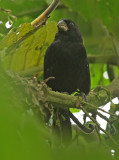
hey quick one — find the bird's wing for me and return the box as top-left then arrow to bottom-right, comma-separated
77,44 -> 91,94
44,43 -> 56,79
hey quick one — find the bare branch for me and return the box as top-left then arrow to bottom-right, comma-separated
31,0 -> 60,28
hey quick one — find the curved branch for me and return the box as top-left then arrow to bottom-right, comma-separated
69,111 -> 95,134
31,0 -> 60,28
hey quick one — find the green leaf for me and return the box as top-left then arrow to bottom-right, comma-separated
70,108 -> 80,113
0,22 -> 57,76
0,64 -> 52,160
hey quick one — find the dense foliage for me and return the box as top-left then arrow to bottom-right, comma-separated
0,0 -> 119,159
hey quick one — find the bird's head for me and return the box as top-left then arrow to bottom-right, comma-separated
56,19 -> 83,42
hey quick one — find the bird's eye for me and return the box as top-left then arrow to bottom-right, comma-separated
70,22 -> 74,26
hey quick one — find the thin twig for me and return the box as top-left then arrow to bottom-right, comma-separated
84,101 -> 119,118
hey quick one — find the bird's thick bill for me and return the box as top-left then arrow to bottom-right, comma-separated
57,20 -> 69,32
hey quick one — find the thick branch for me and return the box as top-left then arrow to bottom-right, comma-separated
88,54 -> 119,66
16,75 -> 119,111
31,0 -> 59,27
44,76 -> 119,110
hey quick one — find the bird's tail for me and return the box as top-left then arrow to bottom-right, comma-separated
53,108 -> 72,145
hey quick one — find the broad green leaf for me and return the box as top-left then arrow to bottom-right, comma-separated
0,65 -> 52,160
0,22 -> 57,76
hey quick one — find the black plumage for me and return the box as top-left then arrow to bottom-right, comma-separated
44,19 -> 90,143
44,19 -> 90,94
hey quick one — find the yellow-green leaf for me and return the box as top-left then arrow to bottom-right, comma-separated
0,22 -> 57,76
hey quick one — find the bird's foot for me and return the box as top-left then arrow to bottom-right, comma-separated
80,92 -> 88,102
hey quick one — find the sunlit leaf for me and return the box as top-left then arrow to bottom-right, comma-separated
0,22 -> 57,76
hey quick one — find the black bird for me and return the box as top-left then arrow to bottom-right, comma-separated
44,19 -> 91,143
